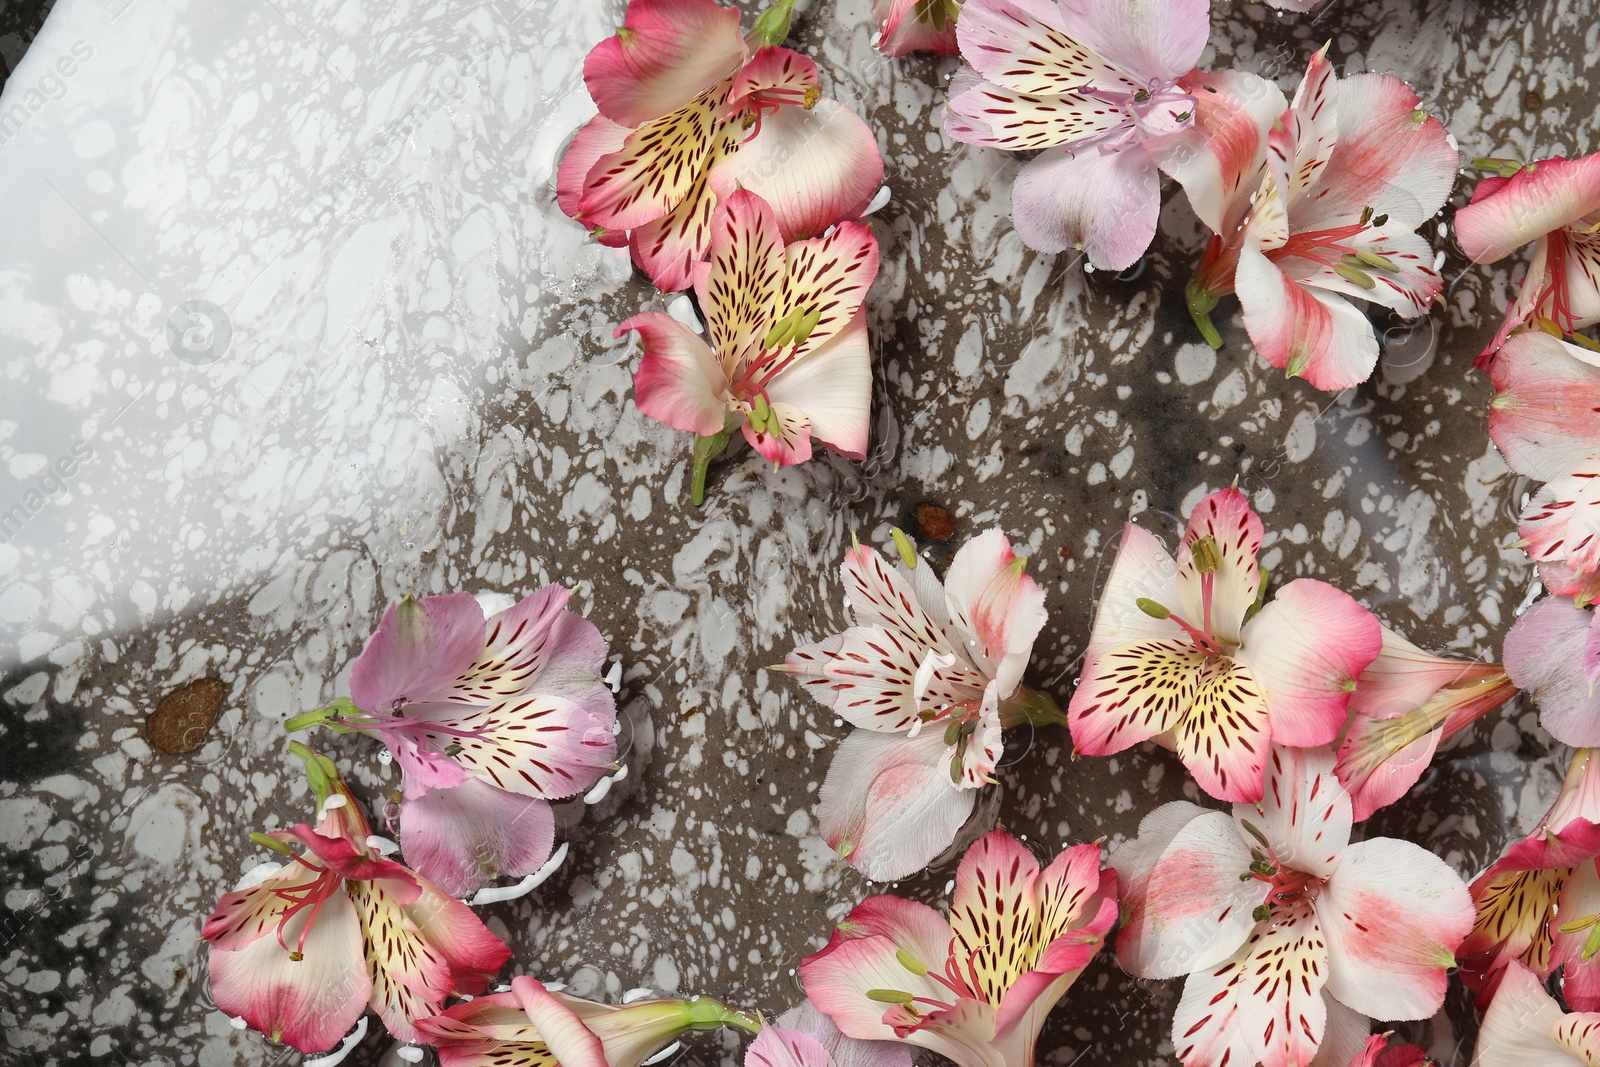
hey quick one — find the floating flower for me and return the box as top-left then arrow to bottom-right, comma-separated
202,744 -> 511,1052
1453,151 -> 1600,365
800,830 -> 1118,1067
776,528 -> 1053,881
1183,50 -> 1457,389
615,189 -> 879,505
415,974 -> 761,1067
289,587 -> 617,897
1458,747 -> 1600,1010
1335,626 -> 1515,821
942,0 -> 1212,270
1503,596 -> 1600,748
1068,486 -> 1383,803
558,0 -> 884,291
872,0 -> 960,57
1474,960 -> 1600,1067
1110,745 -> 1473,1067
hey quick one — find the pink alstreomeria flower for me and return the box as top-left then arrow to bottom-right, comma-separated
943,0 -> 1214,270
1183,50 -> 1457,390
777,528 -> 1054,882
203,744 -> 511,1052
615,189 -> 879,505
1111,745 -> 1473,1067
872,0 -> 960,57
1457,747 -> 1600,1011
1485,332 -> 1600,604
1068,487 -> 1383,803
558,0 -> 883,291
1503,595 -> 1600,749
800,830 -> 1118,1067
1475,960 -> 1600,1067
1453,150 -> 1600,366
1334,626 -> 1515,822
289,587 -> 617,897
415,975 -> 761,1067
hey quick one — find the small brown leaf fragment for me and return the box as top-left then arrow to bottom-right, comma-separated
147,678 -> 226,754
916,503 -> 954,541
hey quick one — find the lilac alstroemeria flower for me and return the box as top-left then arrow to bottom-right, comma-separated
942,0 -> 1212,270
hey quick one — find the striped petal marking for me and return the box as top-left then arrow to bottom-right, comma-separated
628,123 -> 741,293
944,72 -> 1124,151
1170,900 -> 1329,1067
441,587 -> 575,705
1173,656 -> 1271,804
947,830 -> 1044,1005
1175,486 -> 1264,647
842,545 -> 961,664
579,87 -> 734,233
696,187 -> 785,371
1553,1012 -> 1600,1066
824,625 -> 984,732
422,694 -> 615,799
954,0 -> 1134,98
1068,638 -> 1206,755
756,221 -> 881,383
350,878 -> 457,1044
1463,866 -> 1564,981
1519,456 -> 1600,577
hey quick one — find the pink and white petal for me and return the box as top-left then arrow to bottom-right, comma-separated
508,977 -> 610,1067
695,187 -> 786,362
1296,73 -> 1458,234
618,311 -> 730,437
1033,842 -> 1120,953
1545,560 -> 1600,609
1555,228 -> 1600,329
728,47 -> 819,110
1291,229 -> 1441,320
627,128 -> 740,292
781,631 -> 847,702
580,92 -> 731,232
1316,836 -> 1473,1020
1236,239 -> 1381,390
743,399 -> 815,466
1108,800 -> 1213,897
1457,153 -> 1600,264
1010,140 -> 1160,271
1553,860 -> 1600,1014
776,999 -> 915,1067
840,543 -> 961,666
956,682 -> 1005,788
747,1026 -> 833,1067
425,693 -> 617,801
1553,1012 -> 1600,1067
763,319 -> 874,462
1235,745 -> 1352,879
954,0 -> 1133,97
774,221 -> 880,362
1504,596 -> 1600,748
1520,457 -> 1600,576
386,733 -> 475,797
350,593 -> 486,714
1083,523 -> 1184,662
1348,625 -> 1498,720
443,585 -> 606,707
404,877 -> 512,995
208,890 -> 371,1054
943,527 -> 1049,696
1272,50 -> 1340,208
800,896 -> 958,1041
350,878 -> 457,1043
557,115 -> 631,221
1488,331 -> 1600,482
1170,902 -> 1329,1067
1334,710 -> 1441,823
944,71 -> 1124,151
1474,961 -> 1582,1067
1068,638 -> 1205,756
823,623 -> 950,732
1237,578 -> 1383,747
202,860 -> 317,951
1176,486 -> 1264,646
1056,0 -> 1210,85
399,780 -> 556,898
874,0 -> 960,57
710,99 -> 884,243
1173,656 -> 1273,803
1150,69 -> 1287,244
581,0 -> 746,128
1113,807 -> 1262,979
818,727 -> 978,882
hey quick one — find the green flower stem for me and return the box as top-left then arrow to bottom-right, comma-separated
999,685 -> 1067,730
690,422 -> 740,507
684,997 -> 763,1035
1186,278 -> 1224,350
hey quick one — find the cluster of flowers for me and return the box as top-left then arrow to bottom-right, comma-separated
200,0 -> 1600,1064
